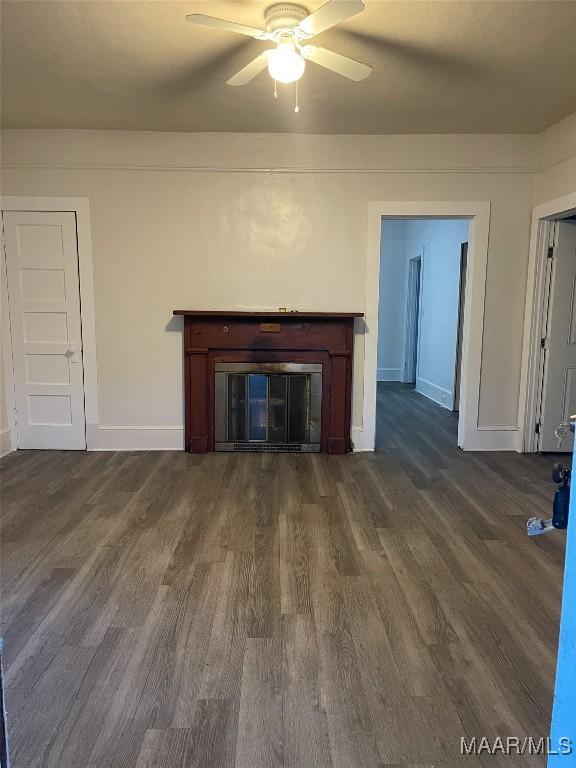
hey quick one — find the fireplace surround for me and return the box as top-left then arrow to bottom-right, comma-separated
173,310 -> 363,454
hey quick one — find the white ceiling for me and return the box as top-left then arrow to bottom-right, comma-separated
2,0 -> 576,134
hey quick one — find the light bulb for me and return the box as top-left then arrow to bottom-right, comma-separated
267,43 -> 305,84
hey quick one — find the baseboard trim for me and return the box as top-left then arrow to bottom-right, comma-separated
351,427 -> 374,452
0,428 -> 14,458
377,367 -> 403,382
81,423 -> 520,453
353,423 -> 520,453
86,424 -> 184,451
461,427 -> 521,452
416,377 -> 454,410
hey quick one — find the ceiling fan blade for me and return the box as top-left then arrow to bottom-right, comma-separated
185,14 -> 268,39
298,0 -> 366,36
301,45 -> 372,80
227,52 -> 270,86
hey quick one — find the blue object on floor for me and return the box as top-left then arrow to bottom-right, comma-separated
548,458 -> 576,764
0,639 -> 9,768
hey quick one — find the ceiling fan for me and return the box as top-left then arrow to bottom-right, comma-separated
185,0 -> 372,90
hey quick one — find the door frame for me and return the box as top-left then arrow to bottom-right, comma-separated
519,191 -> 576,453
453,241 -> 468,413
360,201 -> 490,452
403,254 -> 422,384
0,196 -> 97,452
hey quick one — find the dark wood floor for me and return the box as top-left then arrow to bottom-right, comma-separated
0,383 -> 567,767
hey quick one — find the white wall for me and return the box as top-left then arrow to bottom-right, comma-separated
0,128 -> 541,449
516,113 -> 576,454
405,219 -> 469,409
534,112 -> 576,206
377,220 -> 407,381
0,332 -> 13,456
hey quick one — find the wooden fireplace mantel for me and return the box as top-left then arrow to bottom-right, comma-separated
173,310 -> 363,319
174,309 -> 363,454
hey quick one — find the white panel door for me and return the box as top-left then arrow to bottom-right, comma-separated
539,220 -> 576,452
3,211 -> 86,449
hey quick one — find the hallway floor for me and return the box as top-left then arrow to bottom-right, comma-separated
0,385 -> 567,767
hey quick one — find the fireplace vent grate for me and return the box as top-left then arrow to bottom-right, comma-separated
234,443 -> 302,453
232,442 -> 303,453
214,441 -> 320,453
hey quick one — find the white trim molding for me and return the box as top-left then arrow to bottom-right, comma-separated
519,190 -> 576,452
86,425 -> 184,451
0,428 -> 13,458
377,367 -> 403,382
1,196 -> 98,451
463,426 -> 521,452
0,226 -> 17,454
362,201 -> 491,452
415,377 -> 454,410
351,427 -> 373,452
352,422 -> 520,453
0,162 -> 538,176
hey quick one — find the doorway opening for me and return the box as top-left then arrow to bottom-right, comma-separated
523,209 -> 576,454
375,217 -> 470,450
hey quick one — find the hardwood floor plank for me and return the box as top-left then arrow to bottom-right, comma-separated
185,698 -> 237,768
377,528 -> 458,646
8,644 -> 97,766
235,638 -> 283,768
247,494 -> 281,638
85,586 -> 174,768
135,728 -> 190,768
322,496 -> 362,577
45,627 -> 135,768
312,574 -> 382,768
199,551 -> 252,700
279,510 -> 313,616
359,550 -> 443,698
2,567 -> 75,656
171,563 -> 224,728
282,614 -> 333,768
336,481 -> 383,553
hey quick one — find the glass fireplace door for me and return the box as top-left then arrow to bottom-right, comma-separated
215,364 -> 321,451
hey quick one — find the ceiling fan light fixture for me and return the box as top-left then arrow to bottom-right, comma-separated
267,42 -> 305,84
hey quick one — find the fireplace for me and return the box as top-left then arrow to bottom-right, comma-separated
173,310 -> 363,454
214,363 -> 322,452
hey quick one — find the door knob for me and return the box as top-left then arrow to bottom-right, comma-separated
65,343 -> 80,364
554,416 -> 576,448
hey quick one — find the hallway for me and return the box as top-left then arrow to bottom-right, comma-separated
0,391 -> 567,767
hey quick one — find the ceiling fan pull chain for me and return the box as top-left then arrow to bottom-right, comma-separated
294,80 -> 300,113
274,79 -> 278,99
